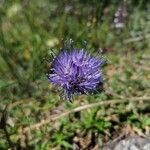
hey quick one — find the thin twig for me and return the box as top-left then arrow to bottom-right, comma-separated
104,89 -> 125,99
8,98 -> 35,110
124,34 -> 150,44
133,64 -> 150,71
19,96 -> 150,135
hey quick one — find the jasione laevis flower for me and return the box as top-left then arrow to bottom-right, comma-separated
48,48 -> 105,101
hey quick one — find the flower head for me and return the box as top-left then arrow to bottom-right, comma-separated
48,48 -> 104,101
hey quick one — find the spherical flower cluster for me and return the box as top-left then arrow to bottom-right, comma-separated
48,49 -> 104,101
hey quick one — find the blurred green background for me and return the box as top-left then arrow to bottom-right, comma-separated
0,0 -> 150,149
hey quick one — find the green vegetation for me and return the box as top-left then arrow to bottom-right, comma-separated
0,0 -> 150,149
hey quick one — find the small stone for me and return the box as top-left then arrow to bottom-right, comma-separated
130,145 -> 140,150
103,135 -> 150,150
143,143 -> 150,150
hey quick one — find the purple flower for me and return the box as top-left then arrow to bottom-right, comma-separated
48,49 -> 104,101
114,4 -> 128,29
